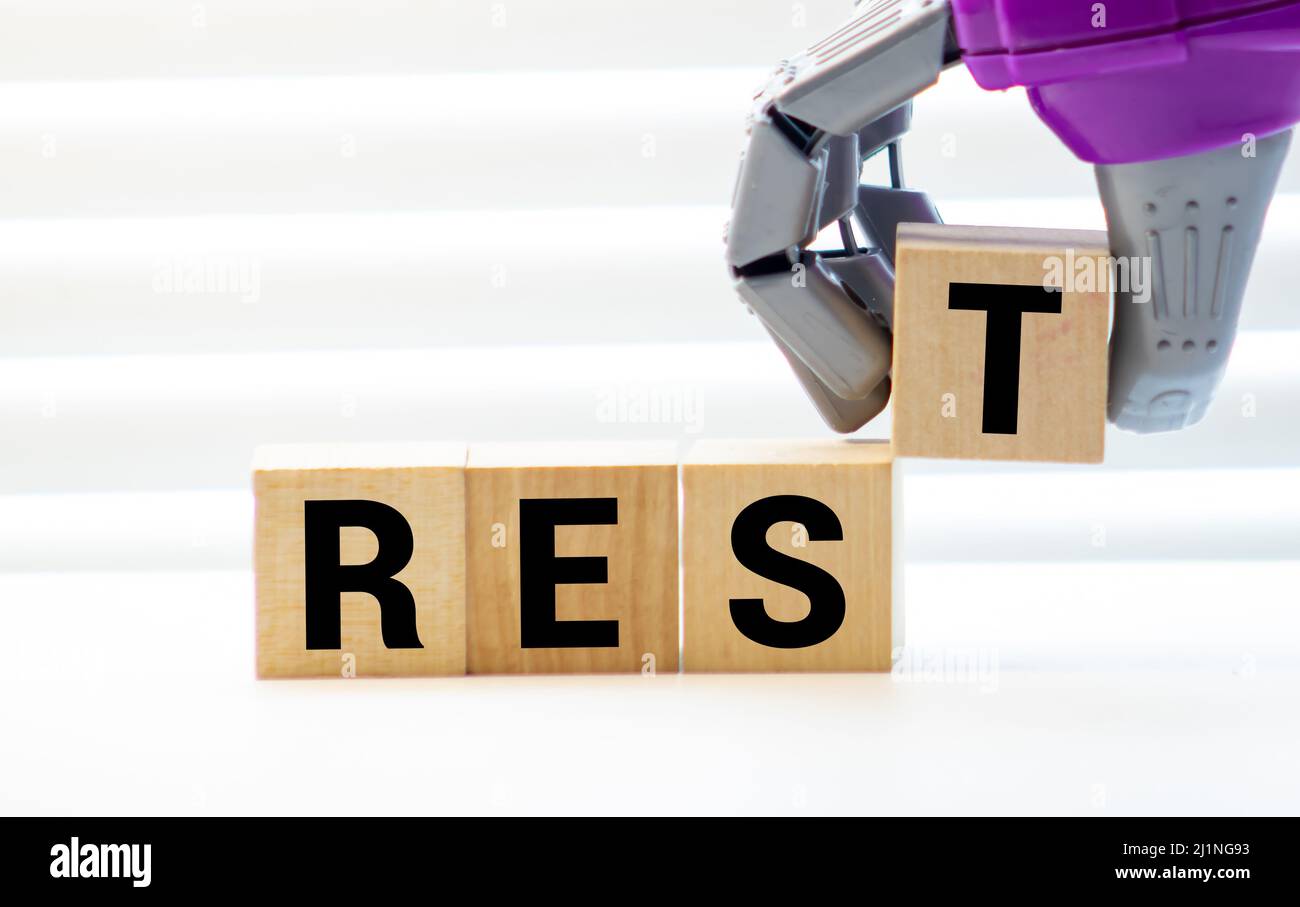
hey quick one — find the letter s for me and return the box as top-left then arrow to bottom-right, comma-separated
729,495 -> 845,648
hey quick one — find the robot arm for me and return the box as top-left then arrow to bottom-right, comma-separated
729,0 -> 1298,435
725,0 -> 956,432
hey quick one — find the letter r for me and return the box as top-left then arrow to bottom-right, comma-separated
303,499 -> 423,650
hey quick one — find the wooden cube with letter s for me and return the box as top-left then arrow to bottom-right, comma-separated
891,224 -> 1112,463
681,439 -> 898,672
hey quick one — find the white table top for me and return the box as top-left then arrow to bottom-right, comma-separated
4,561 -> 1295,816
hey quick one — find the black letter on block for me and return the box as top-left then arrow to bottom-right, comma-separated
948,282 -> 1063,434
303,500 -> 422,650
729,495 -> 845,649
519,498 -> 620,649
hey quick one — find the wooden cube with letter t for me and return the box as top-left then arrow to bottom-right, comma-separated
892,224 -> 1111,463
465,442 -> 679,674
681,440 -> 897,672
254,443 -> 468,678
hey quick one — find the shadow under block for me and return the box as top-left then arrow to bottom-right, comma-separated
892,223 -> 1111,463
682,440 -> 896,672
465,442 -> 680,674
254,443 -> 468,678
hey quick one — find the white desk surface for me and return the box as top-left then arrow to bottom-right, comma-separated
3,561 -> 1296,816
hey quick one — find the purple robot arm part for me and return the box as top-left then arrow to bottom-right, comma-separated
954,0 -> 1300,164
729,0 -> 1298,435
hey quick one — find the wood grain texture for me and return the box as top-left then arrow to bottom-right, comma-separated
892,223 -> 1110,463
682,439 -> 895,672
465,442 -> 679,674
254,442 -> 467,678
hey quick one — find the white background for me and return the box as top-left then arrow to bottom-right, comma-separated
1,1 -> 1297,815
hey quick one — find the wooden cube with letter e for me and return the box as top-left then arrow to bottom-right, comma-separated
465,442 -> 679,674
254,443 -> 468,678
892,224 -> 1111,463
681,439 -> 897,672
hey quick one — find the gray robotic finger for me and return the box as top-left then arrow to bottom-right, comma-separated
818,133 -> 861,231
724,0 -> 957,434
764,324 -> 892,434
725,114 -> 825,269
853,184 -> 942,268
856,102 -> 912,162
774,0 -> 952,137
1098,129 -> 1293,433
823,249 -> 895,328
736,256 -> 891,401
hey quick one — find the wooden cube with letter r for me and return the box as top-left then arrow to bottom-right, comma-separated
465,442 -> 679,674
681,439 -> 897,672
254,443 -> 468,678
892,224 -> 1111,463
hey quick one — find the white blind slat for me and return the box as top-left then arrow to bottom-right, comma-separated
2,334 -> 1298,496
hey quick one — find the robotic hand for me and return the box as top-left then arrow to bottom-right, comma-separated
727,0 -> 1299,434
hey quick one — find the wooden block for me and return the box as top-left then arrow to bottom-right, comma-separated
466,442 -> 679,674
254,443 -> 467,678
892,224 -> 1110,463
682,439 -> 896,672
